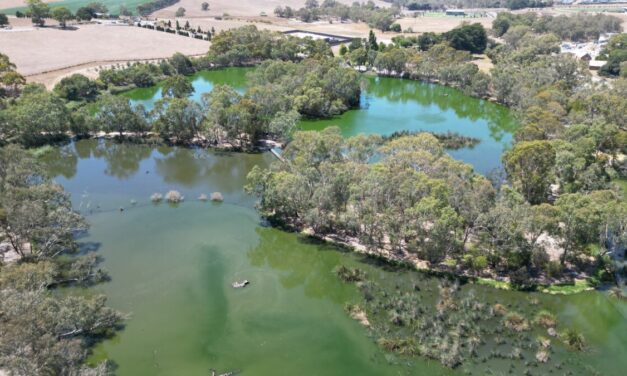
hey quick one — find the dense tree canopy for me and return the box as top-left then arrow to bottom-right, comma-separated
0,146 -> 124,375
492,12 -> 622,42
599,34 -> 627,77
54,74 -> 99,101
444,23 -> 488,54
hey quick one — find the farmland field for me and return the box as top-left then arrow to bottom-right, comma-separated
0,0 -> 152,15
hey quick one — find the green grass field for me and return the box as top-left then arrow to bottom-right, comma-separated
0,0 -> 154,16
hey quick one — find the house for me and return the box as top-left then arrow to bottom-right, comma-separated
588,60 -> 606,70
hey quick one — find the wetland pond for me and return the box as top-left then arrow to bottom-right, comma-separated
123,67 -> 517,174
41,69 -> 625,375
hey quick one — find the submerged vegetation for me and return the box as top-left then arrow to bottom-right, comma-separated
385,130 -> 480,150
336,264 -> 592,372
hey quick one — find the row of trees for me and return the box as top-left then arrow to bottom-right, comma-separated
22,0 -> 180,21
22,0 -> 75,27
136,0 -> 179,17
492,11 -> 622,42
385,0 -> 553,10
0,146 -> 124,375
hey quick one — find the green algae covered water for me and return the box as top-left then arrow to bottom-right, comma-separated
42,140 -> 627,376
122,68 -> 516,174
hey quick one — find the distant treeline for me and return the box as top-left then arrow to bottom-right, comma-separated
137,0 -> 179,17
493,11 -> 623,42
384,0 -> 553,10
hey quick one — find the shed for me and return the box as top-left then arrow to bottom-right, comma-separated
445,9 -> 466,16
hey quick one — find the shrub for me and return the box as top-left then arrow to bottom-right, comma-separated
561,328 -> 585,351
546,261 -> 563,279
504,312 -> 529,332
335,265 -> 366,282
165,190 -> 183,203
53,74 -> 99,101
377,338 -> 419,356
534,310 -> 556,328
535,349 -> 550,363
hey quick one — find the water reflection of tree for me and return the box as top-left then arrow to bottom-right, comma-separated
92,140 -> 152,179
154,148 -> 269,193
247,227 -> 354,304
366,76 -> 518,141
40,144 -> 78,179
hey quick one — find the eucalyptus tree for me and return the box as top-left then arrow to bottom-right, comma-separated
4,84 -> 70,145
152,97 -> 204,142
161,74 -> 194,98
92,94 -> 149,136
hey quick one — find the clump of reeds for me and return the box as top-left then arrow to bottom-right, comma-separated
504,312 -> 530,332
533,310 -> 557,328
165,190 -> 184,203
561,328 -> 585,351
377,337 -> 419,356
608,287 -> 627,301
335,265 -> 366,283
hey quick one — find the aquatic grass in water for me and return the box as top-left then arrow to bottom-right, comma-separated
334,264 -> 603,374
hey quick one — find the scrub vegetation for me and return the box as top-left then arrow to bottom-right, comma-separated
335,266 -> 590,373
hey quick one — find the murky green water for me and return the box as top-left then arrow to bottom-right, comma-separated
123,68 -> 517,174
42,140 -> 626,376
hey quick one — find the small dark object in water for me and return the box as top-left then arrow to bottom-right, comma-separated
232,280 -> 249,288
119,207 -> 124,212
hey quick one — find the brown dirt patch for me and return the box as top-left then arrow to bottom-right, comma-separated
153,0 -> 389,18
0,23 -> 208,84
